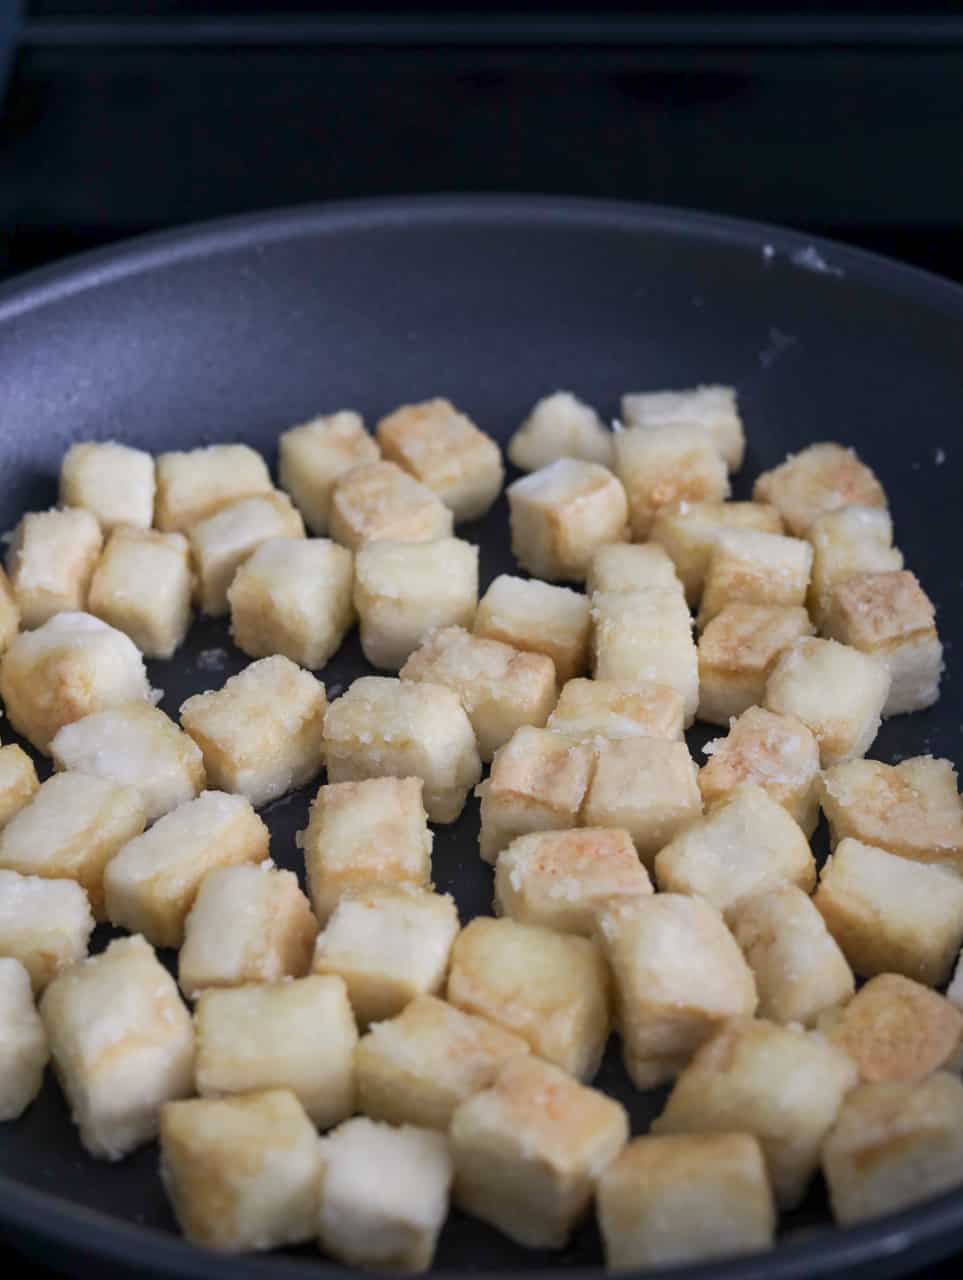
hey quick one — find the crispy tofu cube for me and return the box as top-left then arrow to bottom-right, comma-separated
697,604 -> 815,725
474,574 -> 591,685
0,612 -> 152,754
0,566 -> 20,655
60,441 -> 155,532
753,442 -> 887,536
591,589 -> 698,725
319,1116 -> 453,1271
329,460 -> 454,550
161,1090 -> 323,1251
189,490 -> 305,616
181,656 -> 326,807
0,745 -> 39,829
807,505 -> 903,628
0,957 -> 48,1120
299,777 -> 432,924
764,637 -> 890,767
698,528 -> 813,628
614,424 -> 730,540
446,916 -> 609,1080
355,994 -> 528,1130
41,935 -> 193,1159
314,886 -> 459,1028
5,507 -> 103,629
195,975 -> 356,1127
88,527 -> 193,659
0,870 -> 93,994
154,443 -> 273,533
323,676 -> 480,824
376,398 -> 504,523
586,541 -> 683,597
621,384 -> 745,470
278,410 -> 380,534
507,459 -> 629,582
508,391 -> 612,471
650,500 -> 785,605
450,1054 -> 628,1249
228,537 -> 354,670
814,837 -> 963,986
653,1018 -> 858,1208
547,677 -> 684,743
598,1132 -> 775,1270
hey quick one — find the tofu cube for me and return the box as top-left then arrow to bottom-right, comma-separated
60,441 -> 155,531
620,384 -> 746,471
0,566 -> 20,655
697,603 -> 815,726
376,398 -> 504,523
446,916 -> 610,1080
591,589 -> 698,726
323,676 -> 481,824
0,870 -> 93,993
613,424 -> 730,540
0,957 -> 48,1120
329,460 -> 454,550
507,459 -> 629,582
450,1054 -> 628,1249
181,656 -> 326,807
807,504 -> 903,629
508,391 -> 613,471
278,410 -> 380,534
698,528 -> 813,628
41,935 -> 194,1160
88,527 -> 193,659
753,441 -> 887,536
586,541 -> 684,597
474,573 -> 591,685
154,443 -> 273,533
0,745 -> 39,829
5,507 -> 103,629
189,490 -> 305,616
161,1090 -> 322,1251
104,790 -> 269,949
650,500 -> 785,605
547,677 -> 684,743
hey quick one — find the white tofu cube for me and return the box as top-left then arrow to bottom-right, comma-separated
586,541 -> 683,597
60,441 -> 155,531
697,603 -> 815,726
613,424 -> 730,540
0,745 -> 39,829
474,573 -> 591,684
621,384 -> 746,471
278,410 -> 380,534
753,441 -> 887,536
329,460 -> 454,550
5,507 -> 103,629
189,490 -> 305,616
807,504 -> 903,628
0,870 -> 93,993
508,391 -> 612,472
0,957 -> 48,1120
0,566 -> 20,655
507,459 -> 629,582
547,677 -> 684,743
154,443 -> 273,533
88,527 -> 193,659
698,528 -> 813,628
591,589 -> 698,726
650,500 -> 785,605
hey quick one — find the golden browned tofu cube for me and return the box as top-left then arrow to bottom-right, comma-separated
446,916 -> 609,1080
5,507 -> 103,629
547,677 -> 684,743
586,541 -> 683,597
620,384 -> 746,471
0,745 -> 39,829
591,589 -> 698,726
507,459 -> 628,582
697,603 -> 815,725
474,573 -> 591,684
653,1018 -> 858,1208
60,441 -> 156,531
698,528 -> 813,628
154,443 -> 273,533
278,410 -> 380,534
189,490 -> 305,616
450,1054 -> 628,1249
650,500 -> 784,605
508,391 -> 612,471
0,870 -> 93,993
329,460 -> 454,550
0,566 -> 20,655
41,935 -> 193,1159
754,442 -> 887,536
376,398 -> 504,523
806,504 -> 903,629
614,424 -> 730,540
161,1090 -> 323,1251
88,527 -> 193,659
0,957 -> 48,1120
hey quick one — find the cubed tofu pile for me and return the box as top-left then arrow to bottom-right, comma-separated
0,386 -> 957,1274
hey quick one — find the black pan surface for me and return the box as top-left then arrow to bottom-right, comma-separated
0,196 -> 960,1280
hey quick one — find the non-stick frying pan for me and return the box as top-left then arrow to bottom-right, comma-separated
0,196 -> 960,1280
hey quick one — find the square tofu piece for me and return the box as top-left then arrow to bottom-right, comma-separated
621,384 -> 745,471
764,637 -> 890,767
446,916 -> 609,1080
591,590 -> 698,726
450,1054 -> 628,1249
400,626 -> 557,763
88,527 -> 193,659
278,410 -> 380,534
599,895 -> 756,1089
653,1018 -> 858,1209
698,529 -> 813,628
586,541 -> 683,597
154,443 -> 273,532
547,677 -> 684,743
508,391 -> 612,471
598,1133 -> 775,1270
507,459 -> 629,582
753,442 -> 887,536
0,957 -> 48,1120
161,1090 -> 322,1252
60,441 -> 155,531
104,790 -> 269,949
323,676 -> 481,824
329,460 -> 454,550
474,574 -> 591,685
355,994 -> 528,1130
6,507 -> 103,629
319,1116 -> 452,1271
228,537 -> 354,670
814,837 -> 963,986
181,656 -> 326,807
41,935 -> 193,1160
299,776 -> 432,924
476,726 -> 597,863
613,424 -> 730,540
0,745 -> 39,829
650,500 -> 785,606
807,505 -> 903,628
189,491 -> 305,616
195,975 -> 356,1127
0,870 -> 93,993
0,566 -> 19,655
314,886 -> 459,1028
376,398 -> 504,523
697,604 -> 815,725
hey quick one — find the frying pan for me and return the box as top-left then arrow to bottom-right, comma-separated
0,196 -> 960,1280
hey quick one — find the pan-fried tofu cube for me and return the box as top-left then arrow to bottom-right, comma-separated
0,745 -> 39,829
189,491 -> 305,616
586,541 -> 683,597
698,529 -> 812,628
700,706 -> 821,837
547,677 -> 684,743
60,441 -> 155,532
0,566 -> 19,655
355,994 -> 528,1130
598,1132 -> 775,1270
507,459 -> 628,582
764,637 -> 890,767
319,1116 -> 453,1271
6,507 -> 103,629
474,574 -> 591,684
508,391 -> 612,471
178,863 -> 317,998
653,1018 -> 858,1208
614,424 -> 730,540
0,957 -> 48,1120
446,916 -> 609,1079
376,398 -> 504,523
194,975 -> 356,1127
600,895 -> 756,1089
88,527 -> 193,659
807,505 -> 903,628
154,443 -> 273,533
476,727 -> 596,863
299,777 -> 432,924
41,935 -> 193,1160
181,656 -> 326,807
0,612 -> 152,754
0,870 -> 93,993
814,837 -> 963,986
323,676 -> 480,824
726,885 -> 854,1027
400,626 -> 557,762
650,500 -> 784,605
278,410 -> 380,535
753,442 -> 887,537
103,791 -> 269,949
621,384 -> 745,471
450,1054 -> 628,1249
823,1074 -> 963,1226
329,460 -> 453,550
591,589 -> 698,726
314,886 -> 459,1028
161,1090 -> 322,1251
583,737 -> 701,870
697,604 -> 815,725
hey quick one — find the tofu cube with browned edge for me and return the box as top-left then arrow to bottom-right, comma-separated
60,441 -> 156,532
586,541 -> 684,597
614,424 -> 730,540
807,505 -> 903,629
0,745 -> 39,830
474,574 -> 591,684
0,566 -> 20,655
0,870 -> 93,993
621,384 -> 745,471
154,443 -> 273,533
278,411 -> 380,535
697,604 -> 815,726
0,957 -> 48,1120
507,459 -> 628,582
591,589 -> 698,726
329,460 -> 454,550
508,391 -> 612,472
547,677 -> 684,743
88,527 -> 193,659
650,500 -> 784,605
189,491 -> 305,616
698,529 -> 813,629
753,442 -> 887,536
5,507 -> 103,629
